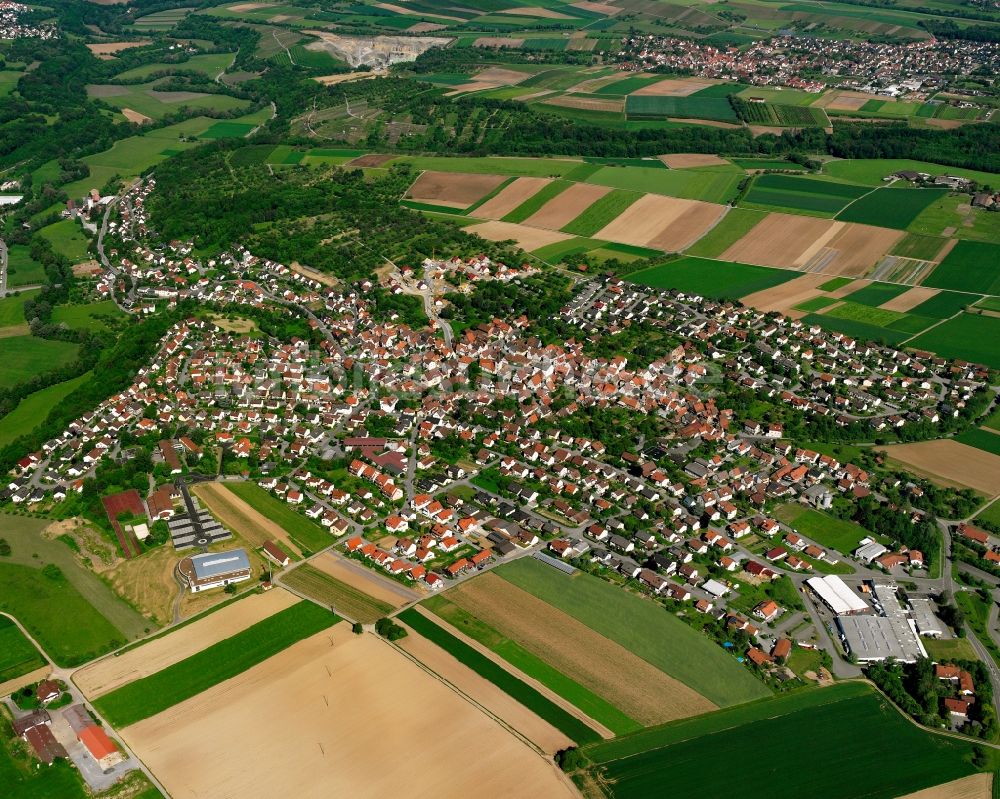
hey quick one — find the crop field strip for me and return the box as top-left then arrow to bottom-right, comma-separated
581,683 -> 978,799
742,173 -> 870,216
923,241 -> 1000,295
94,601 -> 339,727
501,179 -> 573,223
495,558 -> 769,706
223,481 -> 332,554
627,257 -> 798,300
437,572 -> 716,727
397,607 -> 602,744
560,188 -> 640,236
282,563 -> 394,624
836,187 -> 947,229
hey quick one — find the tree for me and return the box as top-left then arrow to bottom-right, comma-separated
555,747 -> 586,772
352,622 -> 363,635
0,538 -> 10,556
224,583 -> 237,594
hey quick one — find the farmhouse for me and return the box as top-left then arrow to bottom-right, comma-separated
79,725 -> 125,770
262,540 -> 290,567
178,548 -> 253,592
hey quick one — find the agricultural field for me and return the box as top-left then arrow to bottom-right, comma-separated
94,601 -> 338,727
51,301 -> 126,332
0,616 -> 45,683
0,289 -> 37,330
282,563 -> 395,624
774,505 -> 874,553
496,558 -> 769,706
823,159 -> 1000,188
501,179 -> 571,223
222,481 -> 333,554
908,313 -> 1000,370
627,256 -> 797,300
0,336 -> 79,389
559,189 -> 639,236
684,208 -> 767,258
38,219 -> 91,262
399,606 -> 601,743
581,683 -> 979,799
0,741 -> 88,799
87,81 -> 250,121
739,101 -> 828,127
123,626 -> 577,799
835,187 -> 947,229
880,439 -> 1000,496
625,94 -> 738,122
742,174 -> 870,216
954,428 -> 1000,458
923,241 -> 1000,295
891,233 -> 949,262
840,281 -> 910,307
0,372 -> 90,448
584,164 -> 741,204
112,52 -> 235,81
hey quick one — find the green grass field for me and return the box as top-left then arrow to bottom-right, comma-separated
774,505 -> 873,553
87,82 -> 250,120
561,189 -> 641,236
501,180 -> 571,223
836,187 -> 947,229
824,159 -> 1000,188
954,428 -> 1000,457
583,683 -> 977,799
39,220 -> 91,262
423,594 -> 641,735
890,233 -> 948,261
395,155 -> 581,178
281,564 -> 392,624
397,607 -> 601,744
496,558 -> 769,706
625,94 -> 738,122
0,615 -> 46,683
840,281 -> 910,307
0,372 -> 90,448
684,208 -> 767,257
910,291 -> 979,319
743,174 -> 869,215
585,165 -> 741,204
802,312 -> 910,346
95,602 -> 338,727
818,277 -> 853,292
0,290 -> 38,329
923,241 -> 1000,295
224,482 -> 331,555
627,257 -> 797,300
908,313 -> 1000,369
909,194 -> 1000,246
0,337 -> 79,389
0,743 -> 87,799
113,52 -> 235,81
794,296 -> 838,312
0,562 -> 127,667
51,301 -> 126,332
5,245 -> 47,287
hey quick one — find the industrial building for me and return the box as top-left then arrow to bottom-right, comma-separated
177,548 -> 253,592
836,584 -> 929,663
909,597 -> 945,637
805,575 -> 869,615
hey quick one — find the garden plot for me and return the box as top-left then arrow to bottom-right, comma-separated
405,171 -> 508,209
594,194 -> 724,251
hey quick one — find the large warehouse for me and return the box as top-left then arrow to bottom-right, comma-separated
805,575 -> 869,615
177,549 -> 253,593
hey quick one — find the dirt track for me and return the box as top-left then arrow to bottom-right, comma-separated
124,627 -> 578,799
473,177 -> 551,219
406,171 -> 507,208
523,183 -> 610,229
74,589 -> 299,699
881,440 -> 1000,497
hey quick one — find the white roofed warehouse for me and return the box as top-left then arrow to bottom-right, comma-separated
805,575 -> 869,615
178,548 -> 253,592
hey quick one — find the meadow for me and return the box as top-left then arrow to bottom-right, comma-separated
397,607 -> 602,745
224,482 -> 331,555
0,337 -> 79,389
0,745 -> 87,799
0,372 -> 90,448
39,220 -> 91,262
823,159 -> 1000,188
94,601 -> 339,727
5,245 -> 47,287
840,281 -> 910,306
0,289 -> 38,329
954,428 -> 1000,458
909,290 -> 978,318
890,233 -> 947,261
774,505 -> 874,553
281,564 -> 393,624
0,615 -> 46,683
51,301 -> 126,332
0,562 -> 127,667
582,683 -> 977,799
585,165 -> 741,204
627,257 -> 797,300
395,155 -> 581,178
496,558 -> 769,707
113,52 -> 235,81
835,187 -> 947,229
923,241 -> 1000,295
88,81 -> 250,121
423,594 -> 641,735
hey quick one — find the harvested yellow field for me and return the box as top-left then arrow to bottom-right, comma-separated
193,482 -> 303,557
309,551 -> 419,607
406,170 -> 507,208
817,223 -> 904,276
570,0 -> 621,13
74,589 -> 298,699
124,627 -> 577,799
447,573 -> 716,725
881,440 -> 1000,497
898,773 -> 992,799
86,40 -> 151,55
631,77 -> 717,96
104,545 -> 180,626
659,153 -> 729,168
465,220 -> 573,251
473,177 -> 552,219
595,194 -> 723,251
540,95 -> 624,113
879,286 -> 940,312
815,91 -> 873,111
499,5 -> 573,17
723,213 -> 838,269
121,108 -> 152,124
522,183 -> 611,229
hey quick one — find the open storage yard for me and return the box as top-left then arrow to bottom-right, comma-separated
123,626 -> 578,799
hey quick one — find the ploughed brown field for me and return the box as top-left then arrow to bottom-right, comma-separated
722,213 -> 838,268
473,177 -> 552,219
406,171 -> 507,208
880,440 -> 1000,497
446,573 -> 716,725
123,627 -> 578,799
595,194 -> 724,251
522,183 -> 611,229
631,77 -> 718,96
465,220 -> 572,251
818,224 -> 904,276
74,589 -> 298,698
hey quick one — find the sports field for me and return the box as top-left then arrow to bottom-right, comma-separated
908,313 -> 1000,370
282,563 -> 394,624
774,504 -> 873,553
582,683 -> 977,799
496,558 -> 769,706
0,615 -> 46,683
627,257 -> 797,300
923,241 -> 1000,295
223,481 -> 332,554
94,601 -> 339,727
0,336 -> 79,389
398,607 -> 602,744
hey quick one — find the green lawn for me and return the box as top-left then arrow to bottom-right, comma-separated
423,594 -> 641,735
95,602 -> 338,727
51,301 -> 126,332
824,159 -> 1000,188
773,505 -> 873,554
684,208 -> 767,257
908,313 -> 1000,369
585,165 -> 742,204
560,189 -> 641,236
627,257 -> 797,300
38,220 -> 91,262
0,562 -> 128,667
0,289 -> 39,329
0,337 -> 79,389
397,607 -> 601,744
0,372 -> 90,448
224,482 -> 332,555
0,616 -> 46,683
0,740 -> 88,799
496,558 -> 769,707
583,683 -> 978,799
922,636 -> 978,662
5,245 -> 47,287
